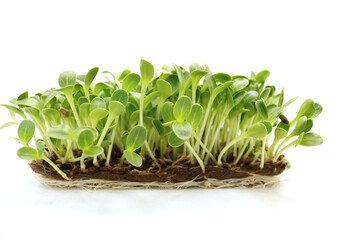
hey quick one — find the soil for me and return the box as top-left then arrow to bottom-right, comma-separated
29,151 -> 287,182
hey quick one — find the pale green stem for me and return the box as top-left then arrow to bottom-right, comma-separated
118,154 -> 126,167
243,139 -> 255,158
194,133 -> 216,165
233,138 -> 251,165
67,96 -> 81,127
218,135 -> 245,165
80,154 -> 86,172
250,151 -> 261,165
260,137 -> 267,169
105,118 -> 119,166
62,139 -> 73,164
42,155 -> 70,180
185,141 -> 205,173
274,140 -> 296,162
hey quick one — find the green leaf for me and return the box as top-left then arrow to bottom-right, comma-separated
143,91 -> 159,109
232,78 -> 249,92
84,67 -> 99,91
108,101 -> 125,116
212,73 -> 231,83
204,64 -> 215,92
122,73 -> 140,92
165,75 -> 179,95
126,125 -> 147,151
278,88 -> 284,107
173,96 -> 192,122
77,129 -> 96,150
90,108 -> 109,128
303,119 -> 313,133
14,97 -> 43,111
90,97 -> 107,111
312,103 -> 323,118
140,59 -> 154,87
17,147 -> 39,160
124,150 -> 142,167
111,89 -> 128,105
119,69 -> 131,81
0,104 -> 26,119
172,63 -> 185,89
18,120 -> 35,143
260,88 -> 271,100
94,82 -> 113,95
101,140 -> 112,148
17,91 -> 28,100
260,121 -> 273,134
292,116 -> 307,136
43,91 -> 59,107
172,121 -> 192,140
267,106 -> 282,120
36,140 -> 45,156
299,132 -> 323,146
58,70 -> 76,88
189,62 -> 203,72
161,102 -> 175,122
296,99 -> 316,119
243,123 -> 268,138
84,145 -> 103,157
77,96 -> 89,106
168,131 -> 185,147
187,104 -> 203,130
79,103 -> 90,121
184,70 -> 208,92
153,119 -> 165,136
241,91 -> 259,105
42,108 -> 61,125
47,124 -> 72,139
255,70 -> 270,83
283,96 -> 298,108
157,79 -> 172,100
75,126 -> 98,140
211,81 -> 233,100
255,99 -> 268,120
274,125 -> 288,140
277,122 -> 290,132
0,122 -> 18,130
129,111 -> 140,127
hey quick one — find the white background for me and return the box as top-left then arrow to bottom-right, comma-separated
0,0 -> 359,239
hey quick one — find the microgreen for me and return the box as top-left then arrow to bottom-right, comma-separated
1,60 -> 323,180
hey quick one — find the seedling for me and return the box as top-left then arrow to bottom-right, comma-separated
1,60 -> 323,187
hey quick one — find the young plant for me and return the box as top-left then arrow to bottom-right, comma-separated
1,60 -> 323,180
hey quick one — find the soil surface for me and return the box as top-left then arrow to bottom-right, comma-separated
29,153 -> 287,182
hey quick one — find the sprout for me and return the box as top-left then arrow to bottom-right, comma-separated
1,60 -> 323,180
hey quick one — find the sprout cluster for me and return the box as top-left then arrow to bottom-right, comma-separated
1,60 -> 323,179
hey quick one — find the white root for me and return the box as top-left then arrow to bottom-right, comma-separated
34,173 -> 285,190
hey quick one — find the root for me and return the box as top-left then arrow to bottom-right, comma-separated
34,173 -> 284,190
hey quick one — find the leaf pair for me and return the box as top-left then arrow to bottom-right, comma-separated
124,125 -> 147,167
166,96 -> 204,147
17,140 -> 45,160
77,128 -> 103,157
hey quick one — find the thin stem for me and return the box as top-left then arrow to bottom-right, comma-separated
80,153 -> 86,172
62,139 -> 73,164
260,138 -> 266,169
106,117 -> 119,166
218,135 -> 245,165
233,138 -> 251,165
42,155 -> 70,180
67,96 -> 81,127
185,141 -> 205,173
193,133 -> 217,165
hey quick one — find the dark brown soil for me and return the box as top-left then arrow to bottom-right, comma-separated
29,154 -> 287,182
